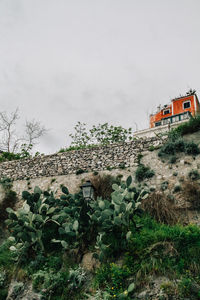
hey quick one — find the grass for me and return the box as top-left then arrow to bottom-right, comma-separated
125,215 -> 200,283
93,214 -> 200,298
58,144 -> 99,153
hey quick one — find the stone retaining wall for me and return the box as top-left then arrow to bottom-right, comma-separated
0,137 -> 162,181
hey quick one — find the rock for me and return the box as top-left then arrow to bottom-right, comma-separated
137,290 -> 148,299
6,280 -> 41,300
81,252 -> 100,271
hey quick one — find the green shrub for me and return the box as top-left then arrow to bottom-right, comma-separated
0,242 -> 13,269
76,169 -> 85,175
185,141 -> 200,155
119,162 -> 126,169
0,288 -> 8,300
0,152 -> 21,162
170,115 -> 200,137
158,141 -> 176,156
173,185 -> 181,193
178,277 -> 197,297
95,263 -> 134,298
161,181 -> 169,191
169,155 -> 177,164
158,137 -> 200,159
135,164 -> 155,182
32,269 -> 69,297
188,169 -> 200,181
148,145 -> 155,151
0,178 -> 17,225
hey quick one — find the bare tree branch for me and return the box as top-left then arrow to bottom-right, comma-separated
0,109 -> 47,153
0,109 -> 20,152
25,119 -> 47,145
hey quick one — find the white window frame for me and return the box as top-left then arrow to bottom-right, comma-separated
183,100 -> 191,110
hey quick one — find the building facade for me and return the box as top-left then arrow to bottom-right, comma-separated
150,92 -> 200,128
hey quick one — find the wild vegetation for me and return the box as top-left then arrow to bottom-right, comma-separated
1,117 -> 200,299
0,171 -> 200,299
59,122 -> 133,152
158,116 -> 200,162
169,115 -> 200,137
0,109 -> 46,162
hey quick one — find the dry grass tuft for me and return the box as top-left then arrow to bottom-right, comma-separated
141,192 -> 179,225
182,180 -> 200,209
90,174 -> 120,200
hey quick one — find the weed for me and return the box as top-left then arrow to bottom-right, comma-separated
76,169 -> 85,175
173,172 -> 178,177
148,145 -> 155,151
188,169 -> 200,181
95,263 -> 131,298
106,166 -> 113,171
173,185 -> 181,193
178,277 -> 194,297
169,155 -> 177,164
119,163 -> 126,169
135,164 -> 155,182
160,281 -> 177,296
161,181 -> 169,191
137,153 -> 143,164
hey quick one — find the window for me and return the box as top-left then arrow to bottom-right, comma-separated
163,118 -> 170,125
180,112 -> 190,120
183,101 -> 191,109
155,121 -> 161,127
172,116 -> 176,123
163,109 -> 170,115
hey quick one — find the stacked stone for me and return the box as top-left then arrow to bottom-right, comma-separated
0,137 -> 162,181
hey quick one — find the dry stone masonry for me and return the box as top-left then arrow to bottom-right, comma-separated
0,137 -> 162,181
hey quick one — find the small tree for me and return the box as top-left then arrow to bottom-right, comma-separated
0,109 -> 21,153
90,123 -> 132,145
0,109 -> 47,153
69,122 -> 90,148
69,122 -> 133,148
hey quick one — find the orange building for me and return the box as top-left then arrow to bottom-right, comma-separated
150,91 -> 200,128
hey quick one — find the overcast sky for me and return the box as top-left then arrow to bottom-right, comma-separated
0,0 -> 200,154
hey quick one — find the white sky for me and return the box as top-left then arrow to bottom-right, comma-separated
0,0 -> 200,154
